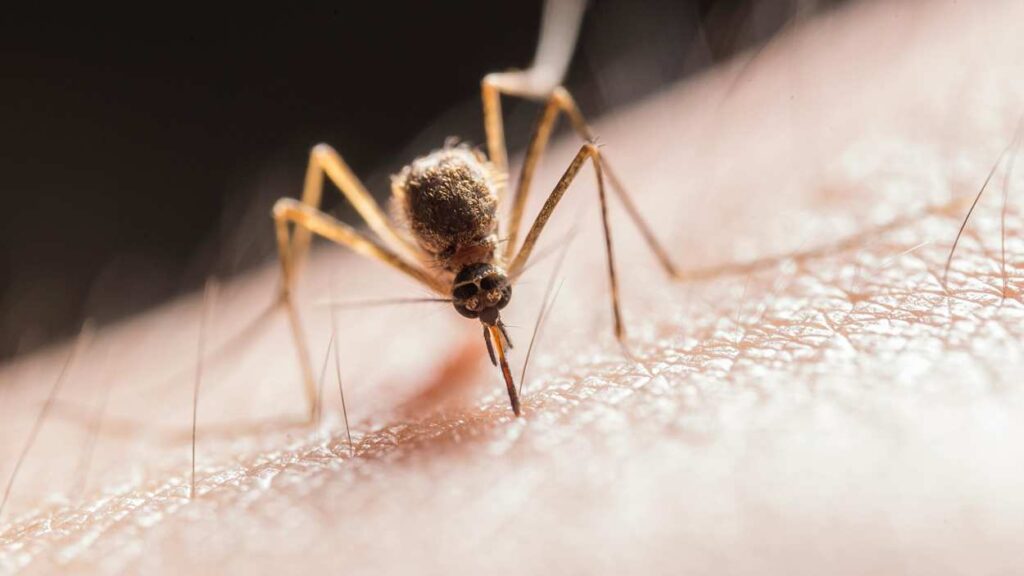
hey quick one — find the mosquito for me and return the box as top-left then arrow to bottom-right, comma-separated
271,0 -> 681,418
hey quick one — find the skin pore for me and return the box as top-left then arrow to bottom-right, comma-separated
2,1 -> 1024,574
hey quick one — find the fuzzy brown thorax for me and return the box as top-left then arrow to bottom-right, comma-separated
392,146 -> 501,272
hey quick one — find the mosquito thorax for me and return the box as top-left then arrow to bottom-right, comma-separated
391,145 -> 501,272
452,262 -> 512,324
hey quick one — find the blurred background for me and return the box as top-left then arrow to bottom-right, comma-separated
0,0 -> 843,359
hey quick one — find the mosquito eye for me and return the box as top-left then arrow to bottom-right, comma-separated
453,284 -> 478,300
480,276 -> 498,291
497,286 -> 512,309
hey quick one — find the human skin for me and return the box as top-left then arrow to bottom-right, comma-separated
2,0 -> 1024,574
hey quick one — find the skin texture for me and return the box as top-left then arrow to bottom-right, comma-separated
2,0 -> 1024,573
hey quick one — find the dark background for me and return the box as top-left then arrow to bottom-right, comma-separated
0,0 -> 842,359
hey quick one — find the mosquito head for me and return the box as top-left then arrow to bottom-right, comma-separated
451,262 -> 511,325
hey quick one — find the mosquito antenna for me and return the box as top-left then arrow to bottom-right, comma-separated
190,279 -> 218,500
328,273 -> 354,456
943,147 -> 1011,288
1,319 -> 94,520
315,297 -> 452,310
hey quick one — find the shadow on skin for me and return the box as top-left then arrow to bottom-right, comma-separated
2,1 -> 1024,573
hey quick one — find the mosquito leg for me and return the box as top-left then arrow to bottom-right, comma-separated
500,89 -> 573,260
600,160 -> 682,278
479,0 -> 675,280
481,76 -> 511,204
274,199 -> 445,296
482,68 -> 592,256
273,199 -> 445,419
548,93 -> 681,279
484,78 -> 680,281
508,144 -> 627,344
288,144 -> 424,281
480,0 -> 587,207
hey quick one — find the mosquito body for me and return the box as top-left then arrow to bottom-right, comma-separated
392,147 -> 514,325
272,107 -> 676,417
394,146 -> 517,411
270,0 -> 679,418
